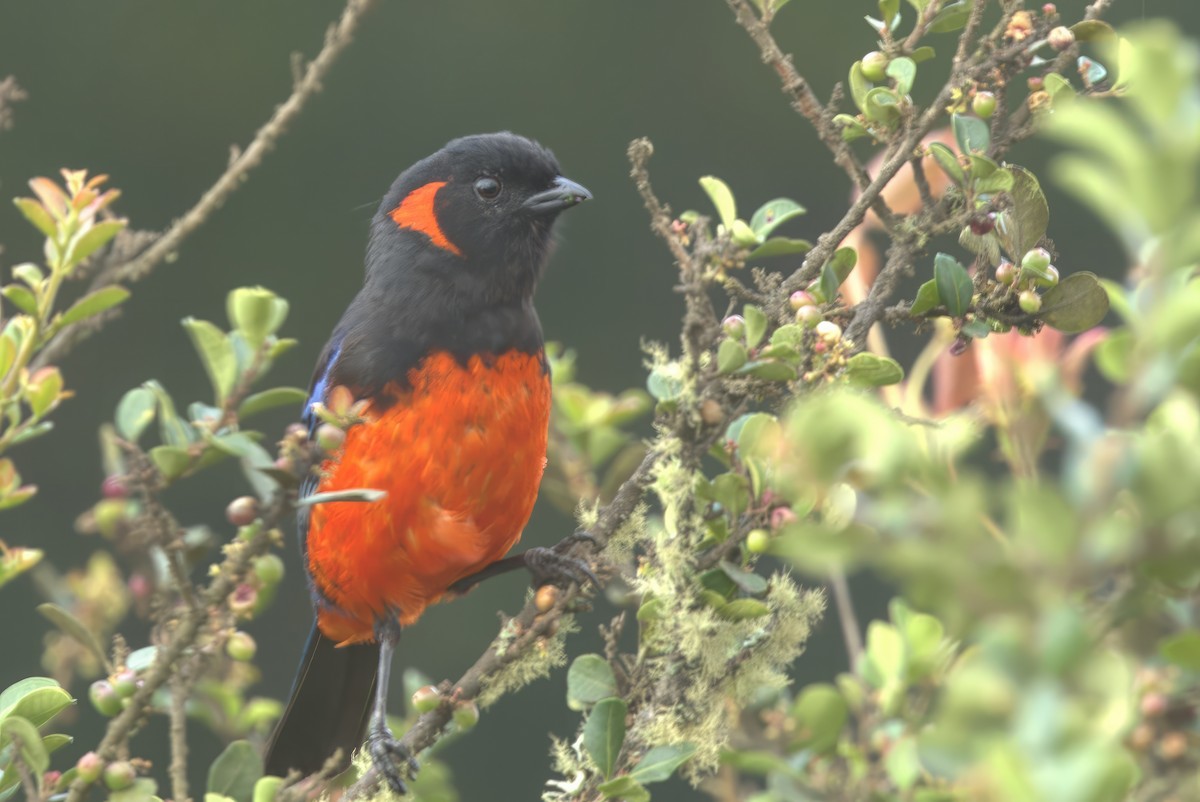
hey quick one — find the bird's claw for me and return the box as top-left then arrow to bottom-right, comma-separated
525,546 -> 601,590
367,723 -> 418,794
554,528 -> 598,554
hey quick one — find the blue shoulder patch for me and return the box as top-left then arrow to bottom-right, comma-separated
303,343 -> 341,435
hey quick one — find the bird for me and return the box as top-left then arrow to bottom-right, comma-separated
262,132 -> 594,791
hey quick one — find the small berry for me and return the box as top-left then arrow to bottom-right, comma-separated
103,761 -> 136,792
1027,75 -> 1045,92
1042,3 -> 1057,15
226,631 -> 257,662
1036,265 -> 1060,288
452,700 -> 480,730
1140,691 -> 1169,718
535,584 -> 560,614
972,91 -> 997,119
815,320 -> 842,344
128,573 -> 151,601
101,475 -> 129,499
43,771 -> 62,790
700,398 -> 724,426
1022,247 -> 1052,273
969,212 -> 996,235
76,752 -> 104,784
254,554 -> 285,586
89,680 -> 122,717
273,456 -> 294,474
795,305 -> 822,329
315,422 -> 346,453
1128,723 -> 1155,752
746,529 -> 771,553
1160,731 -> 1189,762
861,51 -> 889,82
94,499 -> 129,538
1048,26 -> 1075,51
770,506 -> 797,531
285,422 -> 307,439
112,669 -> 138,699
1019,290 -> 1042,314
788,291 -> 815,310
995,261 -> 1017,285
412,685 -> 441,714
225,496 -> 259,527
722,315 -> 746,339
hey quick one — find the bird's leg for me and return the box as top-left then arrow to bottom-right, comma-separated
366,618 -> 418,793
448,530 -> 600,597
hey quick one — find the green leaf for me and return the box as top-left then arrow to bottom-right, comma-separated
737,360 -> 796,381
864,87 -> 901,126
150,445 -> 192,480
886,57 -> 916,95
974,167 -> 1014,195
252,777 -> 283,802
717,560 -> 768,596
646,367 -> 683,402
207,740 -> 263,802
910,45 -> 936,63
0,715 -> 48,778
743,305 -> 768,349
1160,631 -> 1200,671
933,252 -> 973,317
952,112 -> 989,154
12,198 -> 56,239
928,142 -> 964,185
1071,19 -> 1116,42
877,0 -> 899,26
37,603 -> 111,674
1043,73 -> 1076,102
597,776 -> 649,802
0,678 -> 60,721
698,176 -> 736,229
182,318 -> 238,405
115,386 -> 156,442
716,598 -> 771,620
584,698 -> 627,779
749,198 -> 805,240
227,287 -> 288,349
1,286 -> 37,316
717,339 -> 748,374
57,286 -> 130,327
12,263 -> 44,288
747,237 -> 812,259
629,743 -> 697,784
65,220 -> 125,267
146,380 -> 193,447
995,166 -> 1049,259
126,646 -> 159,673
712,472 -> 751,519
904,0 -> 930,10
237,387 -> 307,420
885,737 -> 922,790
928,0 -> 969,33
844,353 -> 904,387
833,114 -> 872,143
729,219 -> 759,247
110,778 -> 159,802
4,684 -> 72,730
820,247 -> 857,301
849,61 -> 871,114
791,684 -> 848,753
1040,272 -> 1110,333
961,318 -> 992,339
567,655 -> 619,710
910,279 -> 941,317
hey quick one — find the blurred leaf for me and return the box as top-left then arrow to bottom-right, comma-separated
748,237 -> 812,259
845,353 -> 904,386
713,473 -> 751,520
126,646 -> 159,673
974,167 -> 1014,195
718,560 -> 768,595
37,604 -> 111,674
911,45 -> 936,63
0,546 -> 41,591
878,0 -> 899,26
4,684 -> 72,730
182,318 -> 237,405
717,339 -> 748,374
629,743 -> 697,784
885,737 -> 922,790
597,776 -> 648,802
716,599 -> 770,620
849,61 -> 871,114
584,698 -> 627,779
1079,56 -> 1108,86
929,0 -> 969,32
12,198 -> 56,239
737,360 -> 796,381
1160,631 -> 1200,670
227,287 -> 288,350
150,445 -> 192,480
864,87 -> 901,126
995,166 -> 1049,258
952,113 -> 989,154
252,777 -> 283,802
0,716 -> 48,780
791,684 -> 847,753
567,655 -> 618,710
698,176 -> 736,229
834,114 -> 872,143
110,778 -> 158,802
928,142 -> 964,185
1,286 -> 36,316
1071,19 -> 1116,42
1040,272 -> 1110,333
730,219 -> 759,247
65,220 -> 125,267
886,57 -> 916,95
750,198 -> 806,240
115,387 -> 156,442
57,286 -> 130,327
744,305 -> 768,349
820,247 -> 857,302
207,740 -> 262,802
910,279 -> 941,316
934,253 -> 973,317
646,367 -> 683,402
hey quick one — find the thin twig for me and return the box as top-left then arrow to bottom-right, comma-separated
169,672 -> 191,802
828,569 -> 863,670
33,0 -> 378,369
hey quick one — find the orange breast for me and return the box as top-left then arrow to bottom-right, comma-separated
305,349 -> 550,644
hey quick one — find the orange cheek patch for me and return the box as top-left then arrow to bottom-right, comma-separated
388,181 -> 463,256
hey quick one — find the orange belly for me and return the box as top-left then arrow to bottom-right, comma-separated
305,349 -> 550,645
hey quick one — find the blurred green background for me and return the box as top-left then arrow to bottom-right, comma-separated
0,2 -> 1195,798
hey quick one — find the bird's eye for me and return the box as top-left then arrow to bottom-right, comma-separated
474,176 -> 502,200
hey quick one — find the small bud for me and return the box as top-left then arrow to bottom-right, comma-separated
1160,731 -> 1189,762
861,51 -> 889,82
103,761 -> 136,791
746,529 -> 770,554
1027,75 -> 1045,92
795,305 -> 822,329
285,422 -> 307,440
76,752 -> 104,784
229,583 -> 259,617
226,631 -> 257,662
412,685 -> 441,714
1128,723 -> 1154,752
1019,290 -> 1042,314
995,261 -> 1017,285
1042,3 -> 1057,15
254,554 -> 285,586
949,337 -> 970,357
94,499 -> 129,538
722,315 -> 746,339
43,771 -> 62,790
315,423 -> 346,453
1048,26 -> 1075,51
770,506 -> 796,531
1140,691 -> 1169,718
273,456 -> 294,474
535,584 -> 560,614
1027,90 -> 1052,113
1022,247 -> 1052,273
225,496 -> 259,527
128,573 -> 151,601
815,320 -> 842,344
452,700 -> 480,730
788,291 -> 815,310
972,91 -> 997,119
699,398 -> 724,426
89,680 -> 122,717
101,475 -> 129,499
112,669 -> 138,699
969,212 -> 996,235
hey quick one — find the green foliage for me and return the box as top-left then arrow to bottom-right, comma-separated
0,677 -> 73,801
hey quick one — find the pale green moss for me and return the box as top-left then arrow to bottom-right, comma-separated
477,614 -> 577,708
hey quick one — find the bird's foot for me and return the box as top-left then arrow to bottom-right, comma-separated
524,541 -> 600,590
367,721 -> 418,794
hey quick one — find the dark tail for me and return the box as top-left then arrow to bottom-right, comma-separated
264,621 -> 379,778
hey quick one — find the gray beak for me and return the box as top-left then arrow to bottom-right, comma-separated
523,175 -> 593,214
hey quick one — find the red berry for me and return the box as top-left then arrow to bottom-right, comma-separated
225,496 -> 259,527
101,475 -> 129,499
969,213 -> 996,235
770,506 -> 797,531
